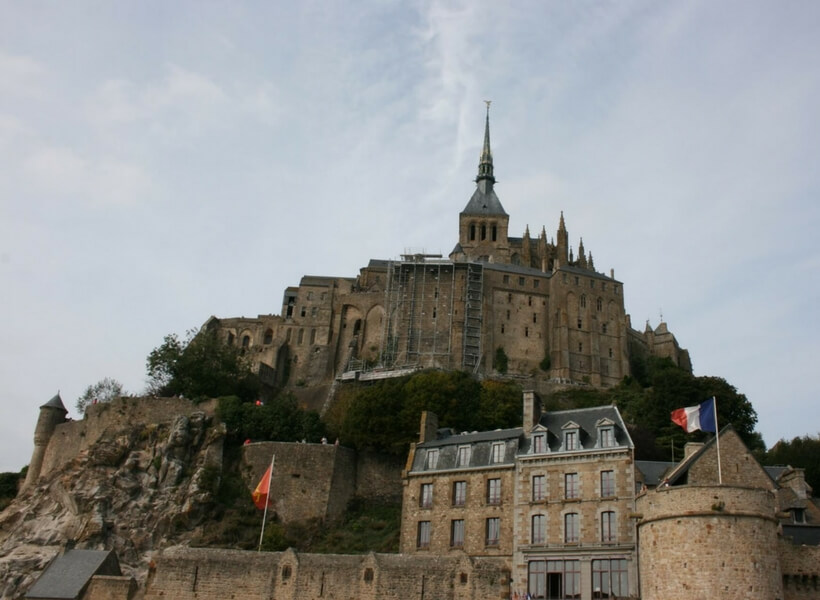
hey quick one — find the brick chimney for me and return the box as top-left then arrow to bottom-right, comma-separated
522,390 -> 542,437
419,411 -> 439,443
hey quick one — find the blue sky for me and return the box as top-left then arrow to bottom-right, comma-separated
1,1 -> 818,471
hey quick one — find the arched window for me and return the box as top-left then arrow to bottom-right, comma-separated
264,328 -> 273,344
227,332 -> 235,346
242,335 -> 250,349
481,224 -> 487,240
580,295 -> 586,309
470,223 -> 476,241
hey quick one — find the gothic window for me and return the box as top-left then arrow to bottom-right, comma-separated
363,568 -> 373,583
580,295 -> 586,308
282,565 -> 292,580
507,309 -> 510,319
564,513 -> 580,543
227,332 -> 235,346
264,328 -> 273,344
242,335 -> 250,349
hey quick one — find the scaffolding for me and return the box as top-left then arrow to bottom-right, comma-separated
462,262 -> 483,372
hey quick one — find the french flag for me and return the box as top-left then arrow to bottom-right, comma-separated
671,397 -> 717,433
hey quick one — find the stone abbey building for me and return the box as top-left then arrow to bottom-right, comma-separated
205,108 -> 690,402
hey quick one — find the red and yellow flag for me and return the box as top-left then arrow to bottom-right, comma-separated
252,465 -> 273,510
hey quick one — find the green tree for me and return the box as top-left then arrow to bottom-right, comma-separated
494,347 -> 509,374
146,328 -> 260,401
765,434 -> 820,492
477,379 -> 523,431
75,377 -> 125,414
217,394 -> 325,444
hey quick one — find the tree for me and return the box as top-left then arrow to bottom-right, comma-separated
146,328 -> 260,401
76,377 -> 124,414
494,347 -> 509,374
217,394 -> 326,444
765,434 -> 820,492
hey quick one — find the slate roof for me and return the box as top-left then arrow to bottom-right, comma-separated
525,405 -> 633,453
40,393 -> 67,412
411,427 -> 522,473
27,549 -> 121,599
461,186 -> 507,216
483,261 -> 553,278
636,461 -> 675,486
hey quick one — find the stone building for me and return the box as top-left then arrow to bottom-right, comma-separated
205,108 -> 690,407
400,392 -> 639,599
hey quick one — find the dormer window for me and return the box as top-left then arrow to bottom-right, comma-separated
564,431 -> 578,451
793,508 -> 806,524
532,434 -> 546,454
596,418 -> 617,448
426,449 -> 439,469
457,445 -> 471,467
490,442 -> 505,464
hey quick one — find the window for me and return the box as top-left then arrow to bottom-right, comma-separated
528,296 -> 532,306
420,483 -> 433,508
575,276 -> 580,285
300,306 -> 307,318
597,298 -> 603,311
487,478 -> 501,505
486,517 -> 500,546
565,473 -> 579,499
525,326 -> 529,337
417,521 -> 431,548
519,276 -> 525,286
602,323 -> 608,334
590,279 -> 595,288
453,481 -> 467,506
363,568 -> 373,583
309,329 -> 316,345
532,434 -> 546,454
492,225 -> 497,241
264,329 -> 273,344
506,309 -> 511,320
311,306 -> 318,317
580,295 -> 586,308
529,560 -> 580,600
564,430 -> 579,451
481,224 -> 487,240
532,475 -> 546,501
564,513 -> 579,543
793,508 -> 806,524
242,335 -> 250,349
306,291 -> 313,300
599,427 -> 615,448
500,324 -> 505,334
470,224 -> 476,240
451,519 -> 465,547
457,445 -> 471,467
592,559 -> 628,598
432,307 -> 437,319
227,332 -> 235,345
281,565 -> 292,580
533,313 -> 537,323
531,514 -> 546,544
490,442 -> 505,464
533,279 -> 540,289
508,293 -> 512,303
577,318 -> 582,329
608,347 -> 613,358
426,449 -> 439,469
601,511 -> 616,542
578,342 -> 583,352
503,274 -> 510,284
601,470 -> 615,498
297,329 -> 304,344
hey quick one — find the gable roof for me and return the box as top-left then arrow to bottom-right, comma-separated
27,549 -> 121,599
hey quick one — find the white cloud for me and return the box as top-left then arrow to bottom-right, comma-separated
0,51 -> 46,99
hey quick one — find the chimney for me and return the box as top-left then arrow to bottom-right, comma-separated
523,390 -> 542,436
419,411 -> 439,443
684,442 -> 704,459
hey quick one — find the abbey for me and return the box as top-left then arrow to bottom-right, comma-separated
205,108 -> 690,402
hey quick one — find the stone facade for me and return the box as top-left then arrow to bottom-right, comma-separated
206,111 -> 690,409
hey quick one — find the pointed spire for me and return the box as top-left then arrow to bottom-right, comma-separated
540,226 -> 546,240
524,224 -> 530,238
559,211 -> 566,232
476,101 -> 495,189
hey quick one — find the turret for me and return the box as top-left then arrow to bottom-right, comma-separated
23,392 -> 67,489
556,211 -> 568,264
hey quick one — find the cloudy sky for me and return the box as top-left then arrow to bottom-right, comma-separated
1,1 -> 818,472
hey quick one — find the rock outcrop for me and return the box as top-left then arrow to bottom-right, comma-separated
0,411 -> 225,599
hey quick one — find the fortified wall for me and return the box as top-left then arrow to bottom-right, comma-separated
144,546 -> 510,600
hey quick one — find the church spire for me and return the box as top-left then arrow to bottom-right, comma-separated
476,101 -> 495,190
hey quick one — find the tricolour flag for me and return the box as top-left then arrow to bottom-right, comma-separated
252,465 -> 273,510
671,397 -> 717,433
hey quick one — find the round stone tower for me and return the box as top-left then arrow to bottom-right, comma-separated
637,485 -> 783,600
23,392 -> 68,489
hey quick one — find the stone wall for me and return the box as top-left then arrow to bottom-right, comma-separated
684,428 -> 776,489
241,442 -> 402,524
84,575 -> 137,600
143,546 -> 511,600
779,540 -> 820,600
39,397 -> 216,482
637,485 -> 782,600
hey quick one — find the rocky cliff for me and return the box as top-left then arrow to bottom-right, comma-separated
0,410 -> 225,599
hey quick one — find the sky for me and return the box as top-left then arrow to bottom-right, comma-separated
1,1 -> 819,472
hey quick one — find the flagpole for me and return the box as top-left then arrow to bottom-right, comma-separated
712,397 -> 722,485
258,453 -> 275,552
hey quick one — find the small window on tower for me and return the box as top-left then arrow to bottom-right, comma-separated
492,225 -> 497,241
481,224 -> 487,240
470,224 -> 476,241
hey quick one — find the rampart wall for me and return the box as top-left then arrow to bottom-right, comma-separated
779,539 -> 820,600
39,397 -> 216,481
84,575 -> 137,600
637,485 -> 782,600
241,442 -> 403,523
143,546 -> 511,600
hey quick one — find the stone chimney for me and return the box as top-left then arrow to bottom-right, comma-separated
779,468 -> 810,499
419,411 -> 439,443
684,442 -> 704,460
522,390 -> 542,437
